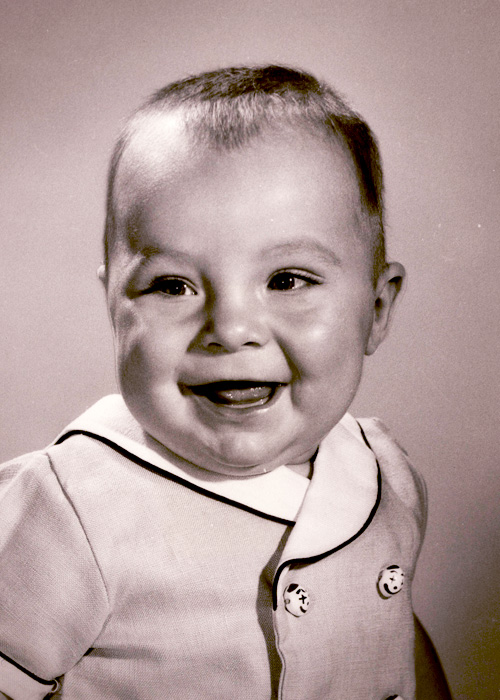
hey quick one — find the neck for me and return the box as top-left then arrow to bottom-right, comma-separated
287,460 -> 313,479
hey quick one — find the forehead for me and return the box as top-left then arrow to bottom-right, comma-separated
113,113 -> 368,261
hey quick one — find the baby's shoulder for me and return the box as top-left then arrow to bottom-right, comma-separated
0,446 -> 110,682
356,417 -> 427,521
0,447 -> 58,502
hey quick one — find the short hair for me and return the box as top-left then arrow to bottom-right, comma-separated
104,65 -> 386,280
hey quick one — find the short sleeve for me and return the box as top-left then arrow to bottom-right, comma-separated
357,417 -> 428,534
0,655 -> 59,699
0,451 -> 109,682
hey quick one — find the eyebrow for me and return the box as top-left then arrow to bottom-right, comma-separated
262,240 -> 341,267
132,239 -> 341,269
136,245 -> 192,264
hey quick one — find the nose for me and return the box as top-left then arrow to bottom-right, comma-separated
196,288 -> 270,353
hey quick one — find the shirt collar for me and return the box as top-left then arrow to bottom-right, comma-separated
280,415 -> 380,561
54,395 -> 378,542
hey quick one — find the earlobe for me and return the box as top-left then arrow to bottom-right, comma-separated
97,264 -> 107,284
365,261 -> 405,356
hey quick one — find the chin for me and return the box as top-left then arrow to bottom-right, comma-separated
195,432 -> 287,475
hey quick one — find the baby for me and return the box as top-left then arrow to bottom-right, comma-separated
0,66 -> 450,699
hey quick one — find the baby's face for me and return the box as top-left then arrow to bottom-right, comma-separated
106,126 -> 397,476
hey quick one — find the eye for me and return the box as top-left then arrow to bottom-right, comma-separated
146,276 -> 197,296
268,271 -> 320,292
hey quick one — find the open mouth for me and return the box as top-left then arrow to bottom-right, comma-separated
188,381 -> 284,408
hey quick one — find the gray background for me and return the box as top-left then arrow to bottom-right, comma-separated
1,1 -> 499,697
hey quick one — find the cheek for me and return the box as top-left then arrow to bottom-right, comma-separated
284,309 -> 369,378
279,300 -> 371,417
111,305 -> 176,390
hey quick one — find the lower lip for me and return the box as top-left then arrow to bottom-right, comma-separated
185,384 -> 286,415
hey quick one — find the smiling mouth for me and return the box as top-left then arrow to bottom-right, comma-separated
188,381 -> 285,408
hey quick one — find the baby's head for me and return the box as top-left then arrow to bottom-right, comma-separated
101,65 -> 404,476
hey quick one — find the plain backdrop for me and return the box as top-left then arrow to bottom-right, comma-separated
1,1 -> 499,698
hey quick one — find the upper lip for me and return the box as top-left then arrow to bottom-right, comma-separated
182,379 -> 287,391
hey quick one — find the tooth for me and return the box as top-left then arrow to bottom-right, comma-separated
189,381 -> 280,406
216,385 -> 271,402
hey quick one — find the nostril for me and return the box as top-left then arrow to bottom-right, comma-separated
204,340 -> 226,354
194,304 -> 269,352
203,338 -> 261,353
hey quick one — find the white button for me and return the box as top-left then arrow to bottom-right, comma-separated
283,583 -> 310,616
377,565 -> 405,598
384,696 -> 404,700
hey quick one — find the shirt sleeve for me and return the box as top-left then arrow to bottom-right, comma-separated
0,450 -> 109,683
357,417 -> 428,532
0,655 -> 59,700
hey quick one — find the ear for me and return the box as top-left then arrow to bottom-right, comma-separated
97,264 -> 107,285
365,261 -> 405,356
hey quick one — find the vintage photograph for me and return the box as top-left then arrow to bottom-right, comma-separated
1,1 -> 498,698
